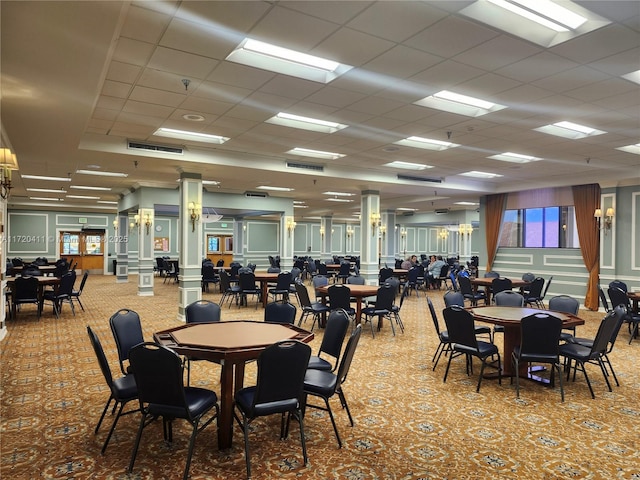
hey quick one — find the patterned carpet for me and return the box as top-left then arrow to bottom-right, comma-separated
1,274 -> 639,480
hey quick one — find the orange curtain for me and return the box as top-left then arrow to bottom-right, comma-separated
572,184 -> 600,310
484,193 -> 508,272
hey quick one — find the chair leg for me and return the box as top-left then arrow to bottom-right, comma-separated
95,395 -> 115,434
296,409 -> 309,467
101,401 -> 125,454
242,416 -> 252,479
323,396 -> 342,448
337,387 -> 354,427
182,420 -> 200,480
128,412 -> 148,474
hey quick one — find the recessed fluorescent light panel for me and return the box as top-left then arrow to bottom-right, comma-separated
98,200 -> 119,204
459,0 -> 610,48
76,169 -> 128,177
455,201 -> 480,206
396,207 -> 418,211
616,144 -> 640,155
267,112 -> 348,134
70,185 -> 112,191
326,198 -> 353,203
488,152 -> 541,163
286,147 -> 344,160
294,204 -> 308,208
534,121 -> 605,139
383,161 -> 433,170
22,174 -> 71,182
66,195 -> 100,200
622,70 -> 640,85
26,188 -> 67,193
226,38 -> 353,83
460,171 -> 503,179
414,90 -> 506,117
153,128 -> 228,144
323,191 -> 355,197
256,186 -> 294,192
30,197 -> 60,201
394,136 -> 459,151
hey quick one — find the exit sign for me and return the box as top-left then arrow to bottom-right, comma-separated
78,217 -> 88,224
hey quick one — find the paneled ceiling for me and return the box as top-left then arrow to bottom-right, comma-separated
1,1 -> 638,220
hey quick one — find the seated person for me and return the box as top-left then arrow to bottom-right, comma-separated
400,255 -> 417,270
427,255 -> 446,287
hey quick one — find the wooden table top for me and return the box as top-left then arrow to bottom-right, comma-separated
470,277 -> 530,288
469,306 -> 584,328
316,284 -> 379,297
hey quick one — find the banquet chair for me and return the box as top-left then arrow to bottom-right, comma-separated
11,275 -> 41,319
238,271 -> 261,309
559,310 -> 620,398
234,340 -> 311,479
608,280 -> 628,293
86,326 -> 139,454
184,300 -> 222,385
512,313 -> 564,401
307,309 -> 350,372
492,290 -> 525,338
268,271 -> 292,303
70,270 -> 89,311
201,262 -> 219,293
491,277 -> 513,302
484,271 -> 500,279
295,281 -> 330,332
327,284 -> 356,320
312,275 -> 329,302
219,270 -> 241,307
548,295 -> 580,342
336,261 -> 351,284
598,285 -> 611,313
607,287 -> 640,344
428,297 -> 451,371
128,343 -> 219,480
109,308 -> 144,375
458,275 -> 486,307
361,284 -> 395,338
444,290 -> 492,342
378,267 -> 393,285
523,277 -> 545,308
264,301 -> 297,324
569,305 -> 626,387
539,276 -> 553,307
442,305 -> 501,393
303,324 -> 362,448
42,270 -> 76,318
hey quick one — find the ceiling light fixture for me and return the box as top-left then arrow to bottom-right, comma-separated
153,127 -> 229,144
286,147 -> 344,160
460,171 -> 503,179
323,191 -> 354,197
622,70 -> 640,85
226,38 -> 353,83
383,161 -> 433,170
267,112 -> 348,133
70,185 -> 112,191
66,194 -> 100,200
26,188 -> 67,193
22,174 -> 71,182
488,152 -> 541,163
76,169 -> 128,177
394,136 -> 459,151
487,0 -> 585,32
534,121 -> 605,139
414,90 -> 506,117
30,197 -> 60,201
256,185 -> 294,192
616,143 -> 640,155
326,198 -> 353,203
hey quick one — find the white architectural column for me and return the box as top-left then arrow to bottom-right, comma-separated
380,210 -> 396,268
115,214 -> 129,283
178,172 -> 203,321
280,213 -> 295,271
320,216 -> 333,263
137,207 -> 155,296
360,190 -> 380,284
233,217 -> 244,266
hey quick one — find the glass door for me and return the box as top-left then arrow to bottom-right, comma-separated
59,230 -> 105,273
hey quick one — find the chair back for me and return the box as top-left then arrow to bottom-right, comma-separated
251,340 -> 311,411
317,263 -> 328,276
290,267 -> 301,282
484,271 -> 500,278
185,300 -> 221,324
384,276 -> 401,292
58,270 -> 76,296
77,271 -> 89,293
494,290 -> 524,307
12,257 -> 24,267
374,285 -> 396,311
347,275 -> 365,285
444,290 -> 465,307
378,267 -> 393,284
327,284 -> 351,310
14,276 -> 39,301
608,280 -> 628,293
407,267 -> 420,283
22,264 -> 42,277
589,310 -> 622,357
491,277 -> 513,296
87,326 -> 117,391
598,285 -> 611,313
448,271 -> 459,292
548,295 -> 579,315
238,271 -> 257,290
521,272 -> 535,282
443,306 -> 479,350
274,271 -> 292,290
201,263 -> 218,281
216,259 -> 225,267
457,275 -> 473,296
109,308 -> 144,375
294,282 -> 312,308
319,310 -> 351,360
527,277 -> 545,298
540,276 -> 553,300
306,260 -> 317,275
607,305 -> 628,352
607,287 -> 630,310
427,297 -> 442,336
218,270 -> 232,291
264,302 -> 297,324
519,314 -> 563,359
338,262 -> 351,276
335,324 -> 362,387
129,342 -> 191,418
438,264 -> 450,278
312,275 -> 329,297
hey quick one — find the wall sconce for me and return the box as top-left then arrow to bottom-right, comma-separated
320,226 -> 325,239
188,202 -> 201,232
594,207 -> 614,234
0,148 -> 14,200
346,226 -> 354,238
370,212 -> 381,235
143,213 -> 152,235
130,213 -> 140,231
458,224 -> 473,236
439,228 -> 449,240
113,219 -> 118,232
400,227 -> 407,238
379,225 -> 387,237
286,218 -> 297,237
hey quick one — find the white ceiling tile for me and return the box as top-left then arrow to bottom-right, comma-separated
565,78 -> 638,103
532,66 -> 610,93
123,98 -> 176,117
259,75 -> 324,100
102,80 -> 132,99
160,17 -> 240,61
313,27 -> 395,67
280,1 -> 373,25
305,86 -> 367,109
112,37 -> 156,66
496,52 -> 579,83
207,62 -> 275,90
550,24 -> 640,64
148,46 -> 219,79
128,86 -> 185,108
455,36 -> 543,72
106,61 -> 142,84
191,81 -> 252,103
410,60 -> 486,91
345,95 -> 405,116
120,4 -> 171,44
175,0 -> 272,32
95,95 -> 126,111
362,45 -> 442,79
179,96 -> 233,116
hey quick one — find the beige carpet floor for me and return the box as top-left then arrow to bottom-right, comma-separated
1,273 -> 639,480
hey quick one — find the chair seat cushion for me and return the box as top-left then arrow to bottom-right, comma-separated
454,341 -> 497,358
235,386 -> 298,416
307,356 -> 332,371
303,369 -> 337,396
112,373 -> 138,400
558,343 -> 591,360
474,326 -> 491,334
513,346 -> 559,364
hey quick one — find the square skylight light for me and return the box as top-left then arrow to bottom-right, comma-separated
76,169 -> 128,177
153,128 -> 229,144
616,144 -> 640,155
459,0 -> 610,48
488,152 -> 541,163
226,38 -> 353,84
534,121 -> 605,139
267,112 -> 348,134
256,185 -> 294,192
414,90 -> 507,117
460,171 -> 503,179
383,161 -> 433,170
394,136 -> 459,151
286,147 -> 344,160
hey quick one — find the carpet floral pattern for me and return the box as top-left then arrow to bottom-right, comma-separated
1,274 -> 639,479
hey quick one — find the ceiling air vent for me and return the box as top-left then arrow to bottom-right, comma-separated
397,174 -> 441,183
286,161 -> 324,172
127,141 -> 183,155
435,208 -> 450,215
245,191 -> 268,198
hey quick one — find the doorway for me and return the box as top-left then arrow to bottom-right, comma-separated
59,230 -> 105,273
206,234 -> 233,267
